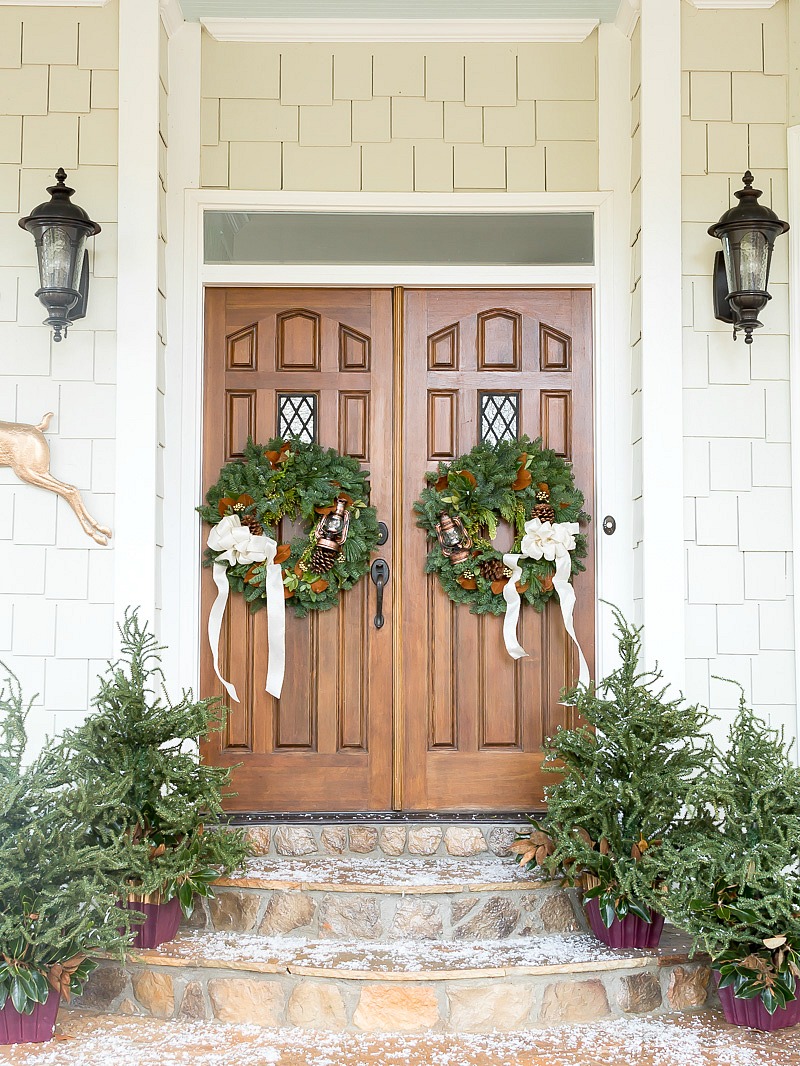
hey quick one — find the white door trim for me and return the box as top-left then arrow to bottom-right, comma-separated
787,123 -> 800,751
165,188 -> 631,699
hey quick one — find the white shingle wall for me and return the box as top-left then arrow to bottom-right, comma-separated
199,37 -> 600,192
0,2 -> 118,755
681,0 -> 794,745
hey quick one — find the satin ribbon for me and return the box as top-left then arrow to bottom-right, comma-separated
502,517 -> 590,687
207,514 -> 286,701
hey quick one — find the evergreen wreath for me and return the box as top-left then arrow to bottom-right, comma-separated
199,437 -> 380,619
414,435 -> 589,615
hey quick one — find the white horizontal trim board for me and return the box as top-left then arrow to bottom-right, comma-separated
687,0 -> 779,7
201,16 -> 599,42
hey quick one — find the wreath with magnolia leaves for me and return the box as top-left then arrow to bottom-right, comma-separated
414,436 -> 590,616
199,438 -> 380,618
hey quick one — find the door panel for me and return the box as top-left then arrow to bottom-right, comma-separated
202,287 -> 594,813
401,289 -> 595,811
201,288 -> 394,812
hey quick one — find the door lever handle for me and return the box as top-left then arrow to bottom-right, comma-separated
370,559 -> 390,629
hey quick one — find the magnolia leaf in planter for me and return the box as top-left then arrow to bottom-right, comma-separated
764,936 -> 788,950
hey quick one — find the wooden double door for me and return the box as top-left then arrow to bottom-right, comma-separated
201,287 -> 594,813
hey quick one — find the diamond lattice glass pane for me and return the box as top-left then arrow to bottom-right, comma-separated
278,394 -> 317,443
480,393 -> 519,447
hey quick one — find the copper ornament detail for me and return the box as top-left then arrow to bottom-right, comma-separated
314,497 -> 351,553
435,512 -> 472,564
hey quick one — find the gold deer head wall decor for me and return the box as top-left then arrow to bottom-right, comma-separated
0,413 -> 111,546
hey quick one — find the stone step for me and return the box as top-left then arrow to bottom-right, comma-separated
14,1011 -> 797,1066
73,929 -> 713,1033
192,856 -> 580,941
243,822 -> 526,860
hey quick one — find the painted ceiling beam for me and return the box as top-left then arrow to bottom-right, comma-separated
201,16 -> 600,42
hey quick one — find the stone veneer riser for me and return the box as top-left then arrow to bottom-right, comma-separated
70,957 -> 715,1032
244,824 -> 524,859
185,883 -> 586,942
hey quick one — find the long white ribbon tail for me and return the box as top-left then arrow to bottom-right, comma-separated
502,551 -> 590,687
264,561 -> 286,699
209,560 -> 240,704
551,553 -> 590,688
502,553 -> 527,660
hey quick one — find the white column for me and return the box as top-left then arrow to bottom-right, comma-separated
596,21 -> 635,675
161,19 -> 202,689
639,0 -> 685,687
114,0 -> 161,637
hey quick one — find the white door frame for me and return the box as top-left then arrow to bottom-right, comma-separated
159,189 -> 634,696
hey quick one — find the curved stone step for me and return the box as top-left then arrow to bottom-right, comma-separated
194,857 -> 582,942
73,929 -> 713,1033
243,822 -> 527,861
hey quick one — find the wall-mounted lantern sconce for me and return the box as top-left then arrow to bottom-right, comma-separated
709,171 -> 788,345
18,168 -> 100,343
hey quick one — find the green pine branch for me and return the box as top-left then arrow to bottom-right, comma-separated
57,611 -> 250,915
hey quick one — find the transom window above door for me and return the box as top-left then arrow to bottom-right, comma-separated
203,212 -> 595,266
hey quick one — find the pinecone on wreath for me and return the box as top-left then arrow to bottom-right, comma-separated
479,557 -> 507,582
533,502 -> 556,524
310,545 -> 339,574
239,512 -> 264,536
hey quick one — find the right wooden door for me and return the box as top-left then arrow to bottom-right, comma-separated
401,289 -> 595,811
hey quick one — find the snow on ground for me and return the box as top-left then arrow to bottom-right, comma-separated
0,1013 -> 798,1066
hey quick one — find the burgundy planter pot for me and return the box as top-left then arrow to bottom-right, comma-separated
125,894 -> 182,949
715,973 -> 800,1032
0,989 -> 60,1045
584,896 -> 665,949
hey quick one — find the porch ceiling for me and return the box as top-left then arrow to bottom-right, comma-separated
180,0 -> 621,20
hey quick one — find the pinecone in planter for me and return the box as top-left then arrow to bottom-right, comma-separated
479,557 -> 507,582
239,512 -> 264,536
310,545 -> 338,574
533,502 -> 556,524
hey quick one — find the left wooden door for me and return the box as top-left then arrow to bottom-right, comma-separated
201,288 -> 394,812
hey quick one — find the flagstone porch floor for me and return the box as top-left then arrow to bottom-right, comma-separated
0,1011 -> 798,1066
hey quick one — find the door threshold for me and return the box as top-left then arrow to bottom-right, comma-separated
224,811 -> 540,825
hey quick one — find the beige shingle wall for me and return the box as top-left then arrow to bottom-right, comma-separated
680,0 -> 793,740
0,2 -> 119,751
200,36 -> 599,192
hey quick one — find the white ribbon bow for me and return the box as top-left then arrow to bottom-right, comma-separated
502,517 -> 590,687
207,514 -> 286,701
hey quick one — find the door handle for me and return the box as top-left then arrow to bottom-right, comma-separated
370,559 -> 390,629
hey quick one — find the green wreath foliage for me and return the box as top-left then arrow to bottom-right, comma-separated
199,437 -> 380,619
414,436 -> 590,616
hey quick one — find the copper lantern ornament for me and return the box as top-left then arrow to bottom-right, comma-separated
311,498 -> 351,573
435,512 -> 472,564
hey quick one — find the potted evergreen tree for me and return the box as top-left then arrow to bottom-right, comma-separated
512,608 -> 713,949
59,612 -> 250,950
0,670 -> 133,1044
656,689 -> 800,1030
